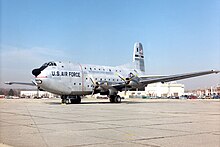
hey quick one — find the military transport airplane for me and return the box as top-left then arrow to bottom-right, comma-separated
5,42 -> 219,104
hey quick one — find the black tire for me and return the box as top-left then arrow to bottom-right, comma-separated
115,95 -> 121,103
70,96 -> 81,104
61,95 -> 67,104
109,95 -> 115,103
70,99 -> 75,104
76,97 -> 81,104
110,97 -> 115,103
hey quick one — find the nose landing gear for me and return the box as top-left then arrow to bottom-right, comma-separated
61,95 -> 81,104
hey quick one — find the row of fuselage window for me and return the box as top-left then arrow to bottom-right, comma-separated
75,67 -> 123,87
59,64 -> 122,72
72,77 -> 123,87
73,83 -> 93,88
84,67 -> 122,73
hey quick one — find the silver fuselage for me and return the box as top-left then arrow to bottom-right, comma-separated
36,61 -> 142,95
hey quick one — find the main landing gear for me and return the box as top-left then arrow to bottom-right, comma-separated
61,95 -> 81,104
109,95 -> 121,103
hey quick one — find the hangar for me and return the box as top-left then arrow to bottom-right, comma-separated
119,82 -> 184,98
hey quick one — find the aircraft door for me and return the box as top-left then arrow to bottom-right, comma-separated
67,63 -> 83,94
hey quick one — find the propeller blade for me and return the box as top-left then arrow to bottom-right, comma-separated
91,89 -> 95,97
115,73 -> 126,82
88,74 -> 99,97
124,86 -> 127,95
89,77 -> 96,85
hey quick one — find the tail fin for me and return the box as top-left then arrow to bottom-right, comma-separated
133,42 -> 145,72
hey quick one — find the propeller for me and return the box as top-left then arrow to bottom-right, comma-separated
115,72 -> 139,95
115,73 -> 129,95
89,75 -> 109,96
89,75 -> 99,96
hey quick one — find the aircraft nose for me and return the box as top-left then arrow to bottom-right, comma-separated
32,68 -> 41,77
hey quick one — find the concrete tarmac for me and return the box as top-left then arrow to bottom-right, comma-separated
0,98 -> 220,147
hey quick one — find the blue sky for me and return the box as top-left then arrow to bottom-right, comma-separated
0,0 -> 219,89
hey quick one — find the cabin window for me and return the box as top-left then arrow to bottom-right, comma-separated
90,68 -> 92,70
95,78 -> 97,80
84,67 -> 87,69
87,85 -> 89,87
109,79 -> 110,81
62,66 -> 64,68
99,69 -> 101,70
100,78 -> 102,81
94,68 -> 96,70
103,69 -> 105,71
116,70 -> 117,72
109,69 -> 111,72
74,83 -> 76,85
137,48 -> 138,52
113,79 -> 115,81
79,83 -> 81,85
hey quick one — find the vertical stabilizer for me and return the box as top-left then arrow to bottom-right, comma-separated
133,42 -> 145,72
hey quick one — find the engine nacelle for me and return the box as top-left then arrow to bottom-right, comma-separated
100,91 -> 109,95
128,80 -> 139,88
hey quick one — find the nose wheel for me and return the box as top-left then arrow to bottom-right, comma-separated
61,95 -> 68,104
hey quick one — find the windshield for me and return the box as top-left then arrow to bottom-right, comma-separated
39,62 -> 57,71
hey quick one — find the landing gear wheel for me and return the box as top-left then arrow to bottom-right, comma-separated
115,95 -> 121,103
110,98 -> 114,103
109,95 -> 121,103
70,96 -> 81,104
109,95 -> 115,103
61,99 -> 65,104
61,95 -> 67,104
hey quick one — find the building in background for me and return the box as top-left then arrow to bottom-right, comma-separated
20,91 -> 59,98
145,82 -> 184,98
187,84 -> 220,97
119,82 -> 184,98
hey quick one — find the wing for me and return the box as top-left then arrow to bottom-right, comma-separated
139,70 -> 219,85
5,81 -> 36,86
112,70 -> 219,91
139,75 -> 166,81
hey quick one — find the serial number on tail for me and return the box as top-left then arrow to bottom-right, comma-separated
51,71 -> 80,77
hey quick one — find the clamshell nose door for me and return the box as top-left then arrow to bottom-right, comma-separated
32,68 -> 41,77
32,63 -> 48,77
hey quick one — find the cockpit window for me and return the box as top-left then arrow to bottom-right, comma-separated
39,63 -> 48,71
39,62 -> 56,71
47,62 -> 57,66
48,62 -> 53,66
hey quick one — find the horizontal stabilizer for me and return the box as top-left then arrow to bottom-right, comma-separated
5,81 -> 36,86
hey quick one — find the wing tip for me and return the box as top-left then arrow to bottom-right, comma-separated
211,70 -> 220,74
4,82 -> 12,85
